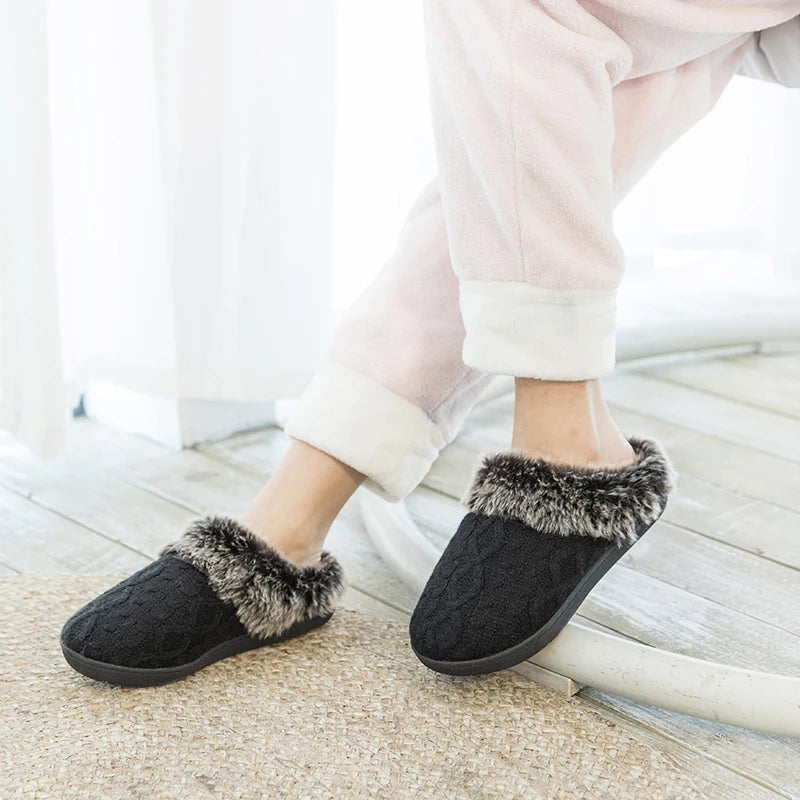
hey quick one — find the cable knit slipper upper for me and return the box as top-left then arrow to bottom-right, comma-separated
60,516 -> 346,687
409,437 -> 676,676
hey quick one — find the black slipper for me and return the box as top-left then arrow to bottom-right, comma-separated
60,516 -> 346,687
409,437 -> 675,676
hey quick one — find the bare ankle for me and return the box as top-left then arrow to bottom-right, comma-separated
512,377 -> 635,469
239,439 -> 364,569
510,435 -> 634,470
240,513 -> 327,568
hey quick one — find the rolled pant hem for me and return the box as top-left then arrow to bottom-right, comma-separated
282,359 -> 446,502
459,280 -> 618,380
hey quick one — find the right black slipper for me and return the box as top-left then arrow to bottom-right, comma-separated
409,437 -> 676,676
60,516 -> 346,687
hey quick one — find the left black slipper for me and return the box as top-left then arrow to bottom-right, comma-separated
409,437 -> 676,676
60,516 -> 346,687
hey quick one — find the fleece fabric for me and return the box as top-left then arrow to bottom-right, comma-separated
285,3 -> 800,501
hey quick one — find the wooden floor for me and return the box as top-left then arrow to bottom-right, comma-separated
2,346 -> 800,798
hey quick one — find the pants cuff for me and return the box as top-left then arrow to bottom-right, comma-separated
459,280 -> 617,380
282,360 -> 446,502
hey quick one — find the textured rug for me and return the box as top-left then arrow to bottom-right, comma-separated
0,576 -> 703,800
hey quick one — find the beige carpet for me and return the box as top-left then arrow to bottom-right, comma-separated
0,576 -> 704,800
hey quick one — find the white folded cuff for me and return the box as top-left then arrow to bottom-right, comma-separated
282,360 -> 446,502
459,280 -> 618,380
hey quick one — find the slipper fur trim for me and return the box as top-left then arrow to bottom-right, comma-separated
161,516 -> 347,639
462,437 -> 676,546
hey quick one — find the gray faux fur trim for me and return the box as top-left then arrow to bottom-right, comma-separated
462,437 -> 676,546
161,516 -> 347,639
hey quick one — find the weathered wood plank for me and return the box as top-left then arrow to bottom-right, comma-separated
584,688 -> 800,795
734,351 -> 800,381
621,520 -> 800,636
196,426 -> 289,477
0,484 -> 151,574
124,447 -> 268,518
403,485 -> 466,546
603,371 -> 800,463
0,420 -> 166,484
0,430 -> 203,558
339,586 -> 409,623
0,473 -> 196,560
581,692 -> 794,800
421,388 -> 800,527
581,565 -> 800,676
664,473 -> 800,569
610,407 -> 800,513
644,356 -> 800,418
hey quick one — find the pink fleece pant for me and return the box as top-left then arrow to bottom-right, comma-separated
286,2 -> 800,501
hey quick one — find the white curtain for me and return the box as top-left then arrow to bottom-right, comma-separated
1,0 -> 336,456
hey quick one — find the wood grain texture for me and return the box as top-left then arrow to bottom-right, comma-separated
583,688 -> 800,797
582,693 -> 792,800
603,371 -> 800,463
645,356 -> 800,418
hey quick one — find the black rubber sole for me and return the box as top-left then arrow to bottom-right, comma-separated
412,537 -> 637,677
61,612 -> 333,687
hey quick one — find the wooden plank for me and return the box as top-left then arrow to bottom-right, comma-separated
644,356 -> 800,418
0,429 -> 202,559
61,418 -> 171,462
583,688 -> 800,796
403,485 -> 466,546
601,408 -> 800,514
664,473 -> 800,569
124,447 -> 270,519
0,472 -> 196,560
621,520 -> 800,636
196,426 -> 289,477
339,586 -> 409,623
0,419 -> 167,484
602,371 -> 800,463
0,485 -> 150,574
581,691 -> 794,800
581,565 -> 800,676
734,351 -> 800,381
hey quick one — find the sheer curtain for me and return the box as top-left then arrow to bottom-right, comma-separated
1,0 -> 336,455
